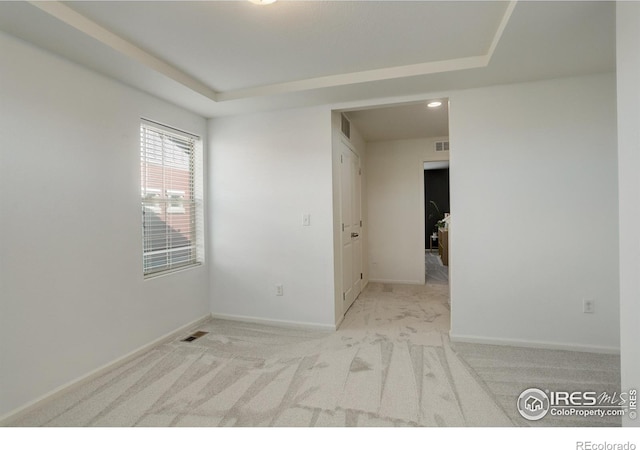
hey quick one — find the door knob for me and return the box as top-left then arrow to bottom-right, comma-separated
351,232 -> 359,238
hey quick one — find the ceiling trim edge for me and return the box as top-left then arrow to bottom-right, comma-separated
486,1 -> 517,61
217,55 -> 489,102
29,1 -> 219,101
30,0 -> 517,104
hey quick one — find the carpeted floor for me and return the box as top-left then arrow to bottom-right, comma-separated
425,250 -> 448,285
8,283 -> 620,427
454,341 -> 621,427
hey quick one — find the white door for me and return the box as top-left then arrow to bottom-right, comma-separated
351,149 -> 362,298
341,141 -> 362,313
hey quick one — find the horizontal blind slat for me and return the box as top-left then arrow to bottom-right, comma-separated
140,122 -> 198,276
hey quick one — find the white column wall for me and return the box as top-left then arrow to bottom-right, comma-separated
449,73 -> 619,352
208,107 -> 336,329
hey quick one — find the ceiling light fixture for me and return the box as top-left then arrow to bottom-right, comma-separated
427,101 -> 442,108
249,0 -> 277,5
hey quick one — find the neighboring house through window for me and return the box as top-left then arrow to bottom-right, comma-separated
166,189 -> 186,214
140,120 -> 204,276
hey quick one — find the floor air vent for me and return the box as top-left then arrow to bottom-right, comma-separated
181,331 -> 209,342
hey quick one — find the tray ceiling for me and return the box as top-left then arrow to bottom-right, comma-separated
0,1 -> 614,118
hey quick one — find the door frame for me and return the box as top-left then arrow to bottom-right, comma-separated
339,137 -> 362,317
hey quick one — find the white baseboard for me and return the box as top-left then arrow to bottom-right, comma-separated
210,312 -> 336,332
369,278 -> 425,285
0,314 -> 211,426
449,332 -> 621,355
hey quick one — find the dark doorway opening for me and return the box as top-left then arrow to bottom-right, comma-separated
424,167 -> 450,250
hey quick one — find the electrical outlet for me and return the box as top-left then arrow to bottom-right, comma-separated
583,299 -> 595,314
275,284 -> 284,296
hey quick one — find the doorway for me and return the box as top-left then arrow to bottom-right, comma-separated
333,98 -> 450,325
340,139 -> 362,313
424,161 -> 450,285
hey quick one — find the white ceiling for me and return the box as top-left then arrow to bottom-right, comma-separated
68,0 -> 509,92
0,1 -> 615,121
347,100 -> 449,142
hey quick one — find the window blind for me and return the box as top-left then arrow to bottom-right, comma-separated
140,122 -> 200,276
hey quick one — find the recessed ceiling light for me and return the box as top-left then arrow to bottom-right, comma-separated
249,0 -> 277,5
427,101 -> 442,108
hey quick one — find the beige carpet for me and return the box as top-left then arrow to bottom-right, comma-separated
425,250 -> 448,285
455,341 -> 621,427
8,283 -> 620,427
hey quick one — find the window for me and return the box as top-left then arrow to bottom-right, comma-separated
140,120 -> 204,276
166,189 -> 186,214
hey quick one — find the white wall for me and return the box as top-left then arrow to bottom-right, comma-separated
0,32 -> 210,418
331,112 -> 367,324
208,107 -> 336,329
449,73 -> 620,352
366,138 -> 449,284
616,2 -> 640,427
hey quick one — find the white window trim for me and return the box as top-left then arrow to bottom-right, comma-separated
140,120 -> 205,278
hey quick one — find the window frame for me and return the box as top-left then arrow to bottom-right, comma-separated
140,119 -> 204,278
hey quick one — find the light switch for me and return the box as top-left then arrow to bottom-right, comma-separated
303,213 -> 311,226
